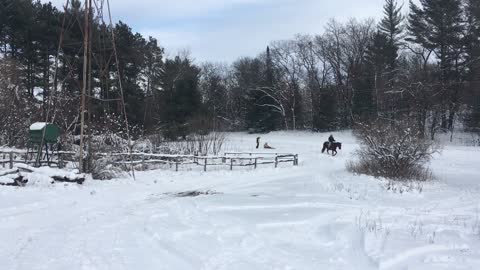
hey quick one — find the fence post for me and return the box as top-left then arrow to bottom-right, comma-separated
9,152 -> 13,169
175,161 -> 178,172
294,155 -> 298,166
59,152 -> 64,168
254,158 -> 257,169
230,158 -> 233,170
204,158 -> 207,172
222,153 -> 226,164
275,156 -> 278,168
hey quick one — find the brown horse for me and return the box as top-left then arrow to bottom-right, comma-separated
322,141 -> 342,156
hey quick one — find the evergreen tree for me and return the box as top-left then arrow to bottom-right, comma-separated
317,87 -> 337,131
408,0 -> 465,131
113,22 -> 147,128
234,55 -> 278,133
261,46 -> 281,131
465,0 -> 480,131
351,33 -> 380,122
200,63 -> 227,129
34,2 -> 61,111
379,0 -> 404,70
159,55 -> 202,139
143,36 -> 164,131
408,0 -> 464,81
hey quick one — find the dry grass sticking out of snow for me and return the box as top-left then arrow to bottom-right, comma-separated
0,131 -> 479,270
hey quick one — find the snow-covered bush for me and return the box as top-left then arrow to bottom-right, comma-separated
348,120 -> 440,181
183,132 -> 227,155
90,155 -> 127,180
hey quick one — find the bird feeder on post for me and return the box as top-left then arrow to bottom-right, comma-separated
29,122 -> 60,167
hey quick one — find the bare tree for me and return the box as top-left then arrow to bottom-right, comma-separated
270,40 -> 304,130
295,34 -> 331,129
320,19 -> 375,127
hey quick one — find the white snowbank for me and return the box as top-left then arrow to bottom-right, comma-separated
0,131 -> 479,270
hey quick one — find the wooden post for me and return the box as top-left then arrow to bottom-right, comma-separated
254,158 -> 257,169
59,152 -> 64,169
275,156 -> 278,168
204,158 -> 207,172
9,152 -> 13,169
175,162 -> 178,172
230,158 -> 233,170
295,155 -> 298,166
2,153 -> 5,168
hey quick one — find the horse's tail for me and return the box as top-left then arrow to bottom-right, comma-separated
321,142 -> 327,153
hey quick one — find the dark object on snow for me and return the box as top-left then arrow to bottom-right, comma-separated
0,165 -> 85,187
52,176 -> 85,185
256,137 -> 260,149
174,190 -> 219,197
264,142 -> 275,149
322,141 -> 342,156
0,175 -> 28,186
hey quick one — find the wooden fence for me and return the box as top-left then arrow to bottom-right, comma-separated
0,150 -> 298,172
110,152 -> 299,171
0,150 -> 76,169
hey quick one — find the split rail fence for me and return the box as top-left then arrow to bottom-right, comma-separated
112,152 -> 299,171
0,150 -> 299,172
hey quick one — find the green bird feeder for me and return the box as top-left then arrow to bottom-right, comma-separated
29,122 -> 60,145
28,122 -> 61,167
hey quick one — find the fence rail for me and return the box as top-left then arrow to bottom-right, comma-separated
108,152 -> 299,172
0,150 -> 299,172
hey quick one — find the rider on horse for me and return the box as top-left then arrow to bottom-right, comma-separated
328,134 -> 335,148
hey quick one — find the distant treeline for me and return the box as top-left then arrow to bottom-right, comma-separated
0,0 -> 479,146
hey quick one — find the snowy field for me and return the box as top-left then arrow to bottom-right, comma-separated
1,131 -> 479,270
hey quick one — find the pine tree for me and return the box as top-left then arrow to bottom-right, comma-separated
237,51 -> 280,133
143,37 -> 164,131
159,56 -> 202,139
408,0 -> 464,131
200,63 -> 227,129
113,22 -> 147,129
379,0 -> 404,70
236,57 -> 265,132
261,46 -> 281,131
408,0 -> 464,81
317,87 -> 337,131
465,0 -> 480,132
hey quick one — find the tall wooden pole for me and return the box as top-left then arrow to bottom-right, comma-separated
79,0 -> 90,173
86,0 -> 93,172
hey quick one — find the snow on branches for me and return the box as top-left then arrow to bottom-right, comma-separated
348,120 -> 440,181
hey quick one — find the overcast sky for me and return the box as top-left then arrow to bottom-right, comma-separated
45,0 -> 413,63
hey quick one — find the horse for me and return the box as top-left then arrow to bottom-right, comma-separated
322,141 -> 342,156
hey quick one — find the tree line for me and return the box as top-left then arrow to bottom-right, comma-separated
0,0 -> 479,147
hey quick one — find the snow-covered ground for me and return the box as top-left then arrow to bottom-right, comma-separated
1,131 -> 479,270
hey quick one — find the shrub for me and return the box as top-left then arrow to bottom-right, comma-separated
348,120 -> 439,181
